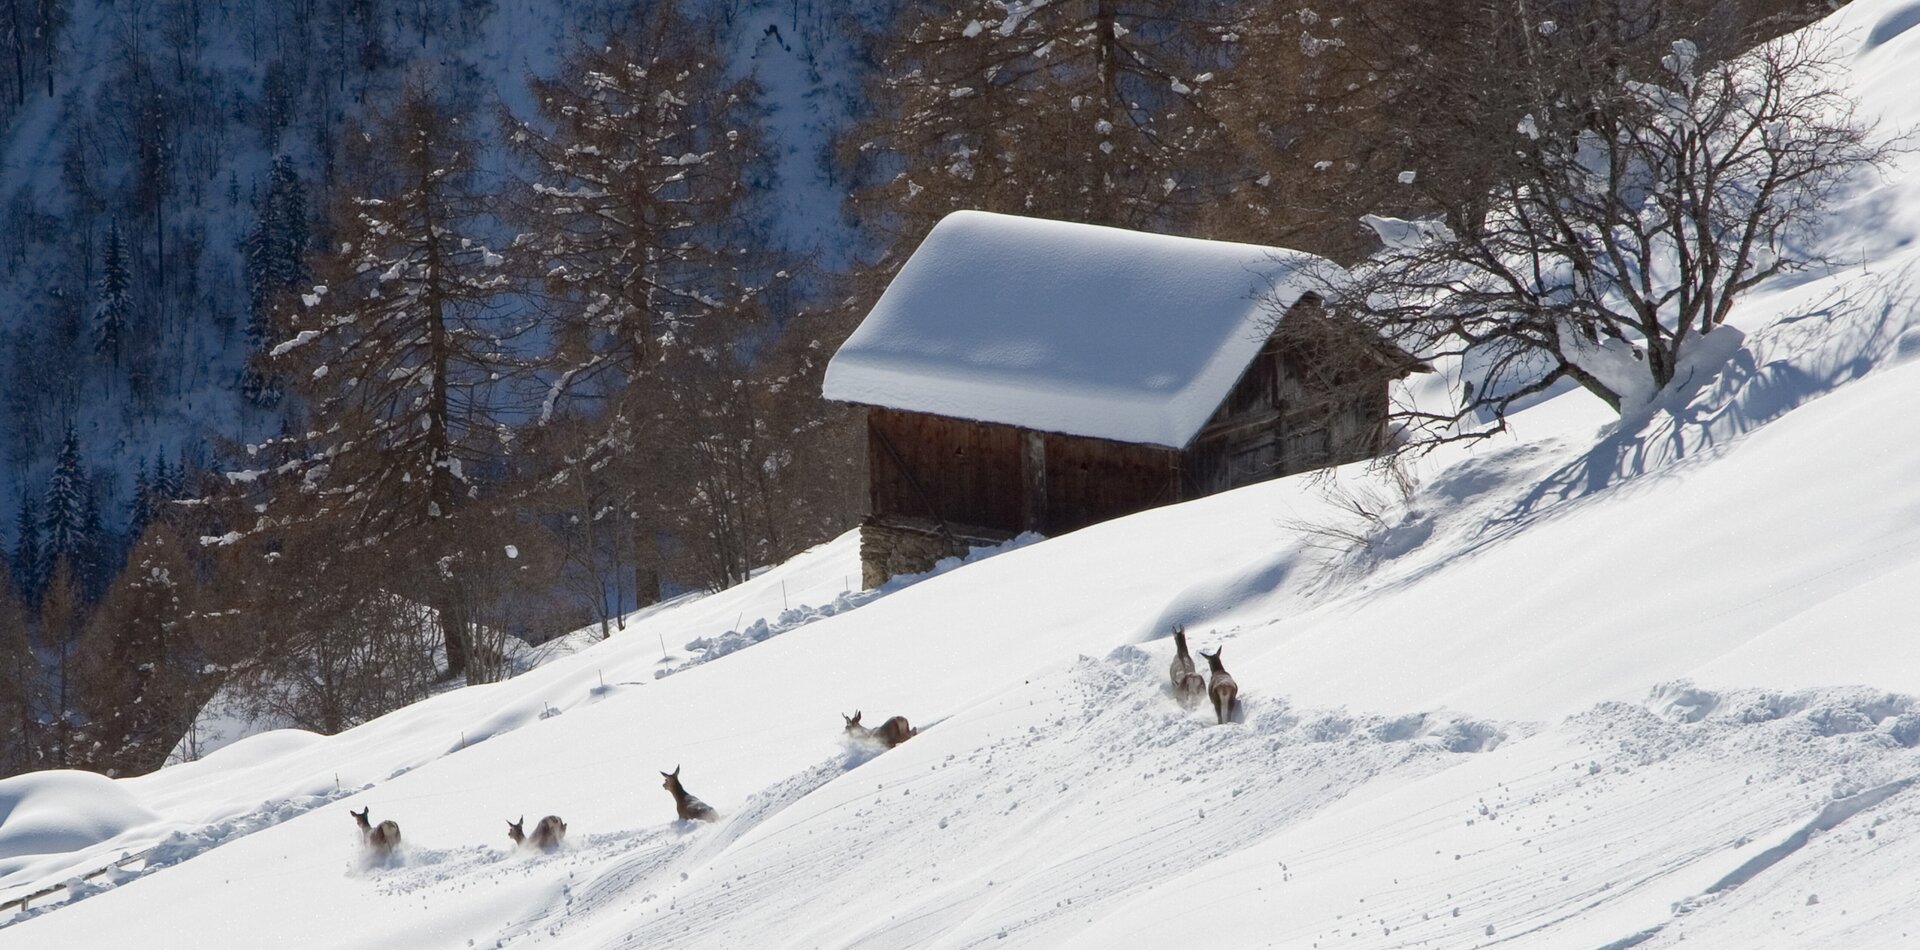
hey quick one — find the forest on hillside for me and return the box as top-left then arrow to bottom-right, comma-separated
0,0 -> 1834,779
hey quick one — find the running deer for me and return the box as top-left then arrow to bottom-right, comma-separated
507,815 -> 568,852
1199,647 -> 1239,725
1169,625 -> 1206,707
843,710 -> 917,748
661,766 -> 718,822
350,807 -> 402,857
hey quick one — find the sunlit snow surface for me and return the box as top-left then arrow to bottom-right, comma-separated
10,1 -> 1920,946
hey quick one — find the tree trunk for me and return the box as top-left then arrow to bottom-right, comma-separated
434,582 -> 469,681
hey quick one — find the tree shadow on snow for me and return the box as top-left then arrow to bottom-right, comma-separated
1359,264 -> 1920,596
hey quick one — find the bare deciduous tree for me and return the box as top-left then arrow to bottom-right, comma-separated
1336,12 -> 1889,448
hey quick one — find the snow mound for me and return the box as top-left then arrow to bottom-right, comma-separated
0,772 -> 157,867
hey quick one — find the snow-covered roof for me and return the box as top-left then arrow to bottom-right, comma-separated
822,210 -> 1337,448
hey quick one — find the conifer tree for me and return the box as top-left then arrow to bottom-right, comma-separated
154,449 -> 181,505
75,473 -> 105,602
507,4 -> 790,598
37,559 -> 81,766
94,219 -> 132,372
129,464 -> 154,540
241,156 -> 309,407
11,493 -> 41,607
42,425 -> 85,570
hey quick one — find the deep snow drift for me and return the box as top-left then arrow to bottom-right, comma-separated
7,2 -> 1920,947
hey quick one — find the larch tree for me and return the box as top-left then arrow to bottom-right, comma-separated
843,0 -> 1247,246
506,2 -> 772,599
0,558 -> 35,775
245,81 -> 521,681
77,522 -> 207,775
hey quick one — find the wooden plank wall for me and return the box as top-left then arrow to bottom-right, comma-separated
868,407 -> 1024,533
1043,432 -> 1180,534
1185,299 -> 1391,495
862,296 -> 1394,541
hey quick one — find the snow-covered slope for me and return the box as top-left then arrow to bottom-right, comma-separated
7,1 -> 1920,947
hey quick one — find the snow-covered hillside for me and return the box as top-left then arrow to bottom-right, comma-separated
6,1 -> 1920,947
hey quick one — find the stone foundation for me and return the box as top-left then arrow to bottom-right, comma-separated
858,515 -> 1012,589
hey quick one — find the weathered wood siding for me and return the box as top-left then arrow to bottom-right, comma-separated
868,407 -> 1024,533
1184,299 -> 1391,496
1043,432 -> 1180,534
866,407 -> 1180,538
855,298 -> 1402,586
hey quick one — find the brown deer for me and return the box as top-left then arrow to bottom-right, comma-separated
1169,625 -> 1206,707
1199,647 -> 1239,725
350,807 -> 401,857
661,766 -> 717,822
507,815 -> 568,852
843,711 -> 917,748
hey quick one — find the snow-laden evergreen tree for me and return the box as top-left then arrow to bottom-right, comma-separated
41,424 -> 86,572
37,558 -> 80,765
156,449 -> 184,503
247,81 -> 519,680
241,156 -> 309,407
94,219 -> 131,372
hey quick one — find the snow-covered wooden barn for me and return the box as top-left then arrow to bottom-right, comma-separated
824,211 -> 1419,587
